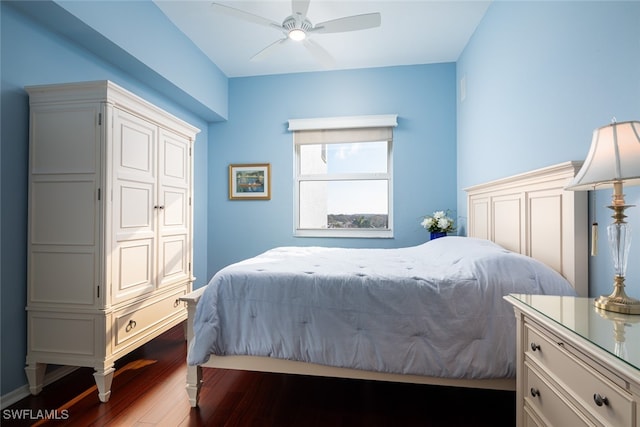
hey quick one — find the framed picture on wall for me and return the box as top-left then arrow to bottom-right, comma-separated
229,163 -> 271,200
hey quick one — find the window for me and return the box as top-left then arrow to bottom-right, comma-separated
289,115 -> 397,238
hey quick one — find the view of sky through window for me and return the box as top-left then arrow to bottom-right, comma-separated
325,141 -> 388,215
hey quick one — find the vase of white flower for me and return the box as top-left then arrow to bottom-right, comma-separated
421,210 -> 455,240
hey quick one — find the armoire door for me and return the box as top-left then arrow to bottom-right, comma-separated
157,129 -> 191,288
111,108 -> 157,304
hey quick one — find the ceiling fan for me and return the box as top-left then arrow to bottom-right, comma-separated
211,0 -> 381,67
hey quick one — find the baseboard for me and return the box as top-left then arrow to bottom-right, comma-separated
0,366 -> 79,409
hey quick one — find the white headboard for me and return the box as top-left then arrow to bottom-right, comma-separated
465,161 -> 588,297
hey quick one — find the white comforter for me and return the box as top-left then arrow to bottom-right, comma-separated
188,237 -> 575,379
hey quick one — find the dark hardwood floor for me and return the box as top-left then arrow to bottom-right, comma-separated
4,325 -> 515,426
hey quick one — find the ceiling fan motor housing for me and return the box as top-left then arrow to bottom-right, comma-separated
283,15 -> 313,35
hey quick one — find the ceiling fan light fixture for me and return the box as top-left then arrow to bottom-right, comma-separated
288,28 -> 307,41
211,1 -> 381,65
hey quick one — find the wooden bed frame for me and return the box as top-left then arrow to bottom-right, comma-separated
465,161 -> 588,297
181,161 -> 588,407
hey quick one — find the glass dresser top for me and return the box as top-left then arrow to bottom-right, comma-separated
508,294 -> 640,372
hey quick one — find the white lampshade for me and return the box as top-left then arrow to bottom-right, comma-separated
566,120 -> 640,191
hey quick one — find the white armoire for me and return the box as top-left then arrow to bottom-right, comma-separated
25,81 -> 200,402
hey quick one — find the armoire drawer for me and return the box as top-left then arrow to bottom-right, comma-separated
525,322 -> 633,427
525,361 -> 594,426
114,288 -> 187,347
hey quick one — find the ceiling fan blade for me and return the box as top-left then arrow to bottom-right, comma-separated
250,38 -> 289,62
211,2 -> 282,31
303,39 -> 335,67
292,0 -> 310,17
311,12 -> 381,34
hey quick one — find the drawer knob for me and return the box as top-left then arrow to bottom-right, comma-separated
530,387 -> 540,398
593,393 -> 609,407
530,342 -> 541,352
125,319 -> 137,332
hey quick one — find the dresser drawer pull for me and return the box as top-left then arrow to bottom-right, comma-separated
125,319 -> 137,332
174,299 -> 181,308
530,342 -> 541,352
530,387 -> 540,398
593,393 -> 609,407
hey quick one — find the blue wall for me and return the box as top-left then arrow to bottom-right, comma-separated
53,0 -> 228,121
207,65 -> 458,274
0,2 -> 214,396
457,1 -> 640,298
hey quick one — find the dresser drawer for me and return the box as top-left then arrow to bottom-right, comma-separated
114,288 -> 187,348
525,361 -> 594,426
525,322 -> 633,427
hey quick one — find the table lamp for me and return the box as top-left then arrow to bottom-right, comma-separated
566,120 -> 640,314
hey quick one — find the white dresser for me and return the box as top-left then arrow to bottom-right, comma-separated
25,81 -> 200,402
505,294 -> 640,426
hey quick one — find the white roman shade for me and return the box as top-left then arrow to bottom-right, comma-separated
289,114 -> 397,144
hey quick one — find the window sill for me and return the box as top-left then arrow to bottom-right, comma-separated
294,229 -> 393,238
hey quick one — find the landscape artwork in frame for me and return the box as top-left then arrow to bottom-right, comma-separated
229,163 -> 271,200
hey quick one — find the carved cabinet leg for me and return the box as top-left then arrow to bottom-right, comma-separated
186,364 -> 202,407
93,366 -> 116,403
25,362 -> 47,395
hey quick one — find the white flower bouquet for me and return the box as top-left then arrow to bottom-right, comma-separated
421,210 -> 456,233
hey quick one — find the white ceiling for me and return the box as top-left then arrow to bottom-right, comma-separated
154,0 -> 491,78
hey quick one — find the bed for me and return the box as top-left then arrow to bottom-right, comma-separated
181,161 -> 588,407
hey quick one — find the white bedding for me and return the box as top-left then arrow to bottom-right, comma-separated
188,237 -> 576,379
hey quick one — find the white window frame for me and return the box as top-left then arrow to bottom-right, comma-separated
289,114 -> 397,238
